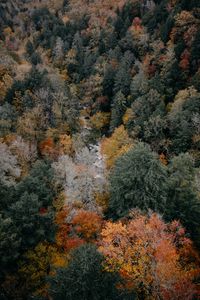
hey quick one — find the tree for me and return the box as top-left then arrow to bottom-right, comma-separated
143,115 -> 168,152
108,143 -> 168,218
127,89 -> 165,139
166,153 -> 200,246
16,106 -> 48,141
3,160 -> 56,251
53,37 -> 64,65
101,125 -> 132,170
110,91 -> 127,132
90,112 -> 110,132
103,65 -> 115,98
99,212 -> 200,300
48,244 -> 121,300
55,207 -> 85,252
71,210 -> 103,242
26,41 -> 34,57
16,160 -> 55,208
0,215 -> 21,277
52,147 -> 106,210
10,192 -> 54,250
191,30 -> 200,72
10,136 -> 37,169
0,103 -> 17,137
18,242 -> 66,296
168,90 -> 200,154
0,142 -> 21,186
114,62 -> 132,97
30,52 -> 42,66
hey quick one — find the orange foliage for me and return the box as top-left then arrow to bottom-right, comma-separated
142,54 -> 158,77
71,210 -> 103,241
39,137 -> 59,159
159,153 -> 168,165
99,212 -> 200,299
55,207 -> 102,251
132,17 -> 142,31
179,49 -> 190,70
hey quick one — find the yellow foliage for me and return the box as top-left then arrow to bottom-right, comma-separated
101,125 -> 133,169
53,192 -> 66,211
59,134 -> 74,155
175,10 -> 196,27
95,191 -> 110,212
169,87 -> 198,114
13,91 -> 23,112
60,69 -> 69,81
99,213 -> 200,298
90,112 -> 110,130
18,242 -> 67,295
0,66 -> 13,102
51,251 -> 68,268
122,108 -> 132,125
3,27 -> 12,36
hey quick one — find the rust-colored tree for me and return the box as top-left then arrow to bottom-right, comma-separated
99,212 -> 200,300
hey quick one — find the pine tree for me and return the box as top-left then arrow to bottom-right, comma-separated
48,244 -> 121,300
10,192 -> 54,250
109,143 -> 168,218
0,215 -> 21,277
166,153 -> 200,246
110,91 -> 127,132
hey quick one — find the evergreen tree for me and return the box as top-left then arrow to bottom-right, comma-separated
0,215 -> 21,277
48,244 -> 121,300
103,65 -> 115,99
169,93 -> 200,154
166,153 -> 200,246
127,89 -> 165,138
110,91 -> 127,132
15,160 -> 55,207
114,66 -> 131,96
26,40 -> 34,56
109,143 -> 168,218
191,31 -> 200,72
10,192 -> 54,250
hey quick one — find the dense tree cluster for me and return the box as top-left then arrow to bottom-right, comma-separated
0,0 -> 200,299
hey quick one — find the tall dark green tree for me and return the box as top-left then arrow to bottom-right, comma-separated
168,93 -> 200,154
0,215 -> 21,278
103,65 -> 115,99
127,89 -> 165,139
3,160 -> 56,251
114,51 -> 134,97
166,153 -> 200,246
15,160 -> 55,207
10,192 -> 54,250
48,244 -> 122,300
108,143 -> 168,218
110,91 -> 127,132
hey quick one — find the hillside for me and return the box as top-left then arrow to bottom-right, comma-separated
0,1 -> 200,299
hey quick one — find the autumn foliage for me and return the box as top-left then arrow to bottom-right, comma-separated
101,125 -> 133,169
55,207 -> 103,251
99,212 -> 200,299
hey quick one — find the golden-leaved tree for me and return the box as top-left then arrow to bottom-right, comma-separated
99,212 -> 200,300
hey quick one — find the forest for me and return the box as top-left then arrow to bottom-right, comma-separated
0,0 -> 200,299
